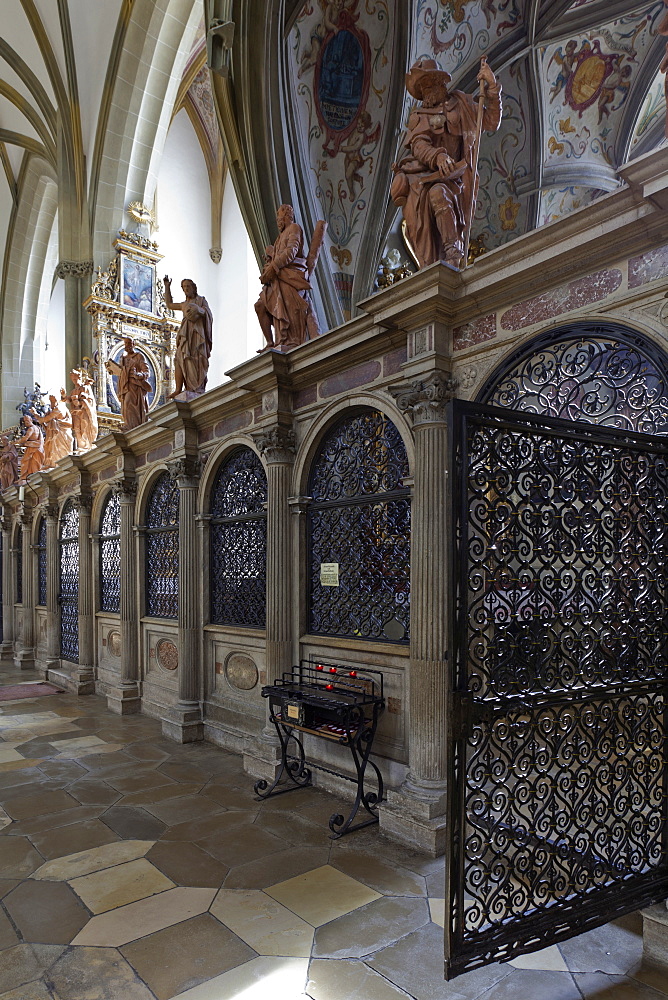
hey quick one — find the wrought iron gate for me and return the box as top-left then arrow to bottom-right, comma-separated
446,401 -> 668,978
59,500 -> 79,662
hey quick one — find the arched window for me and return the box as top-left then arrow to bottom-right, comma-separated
12,524 -> 22,605
307,409 -> 411,643
37,518 -> 47,606
145,472 -> 179,619
60,500 -> 80,662
99,492 -> 121,613
481,323 -> 668,433
210,447 -> 267,628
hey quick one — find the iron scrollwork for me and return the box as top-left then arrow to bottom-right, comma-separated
37,517 -> 47,605
210,447 -> 267,628
483,331 -> 668,434
447,402 -> 668,977
307,409 -> 411,643
99,492 -> 121,613
145,472 -> 179,620
59,499 -> 80,662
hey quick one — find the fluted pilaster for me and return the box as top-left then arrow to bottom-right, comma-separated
76,495 -> 95,683
0,518 -> 13,657
106,479 -> 140,714
16,508 -> 34,668
44,504 -> 60,669
168,457 -> 201,709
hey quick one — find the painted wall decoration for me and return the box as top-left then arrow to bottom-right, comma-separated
539,185 -> 606,226
120,257 -> 154,313
289,0 -> 395,317
629,69 -> 666,154
471,58 -> 531,250
543,6 -> 663,173
413,0 -> 521,82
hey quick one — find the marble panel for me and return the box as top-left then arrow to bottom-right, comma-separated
629,245 -> 668,288
500,269 -> 623,331
453,314 -> 497,353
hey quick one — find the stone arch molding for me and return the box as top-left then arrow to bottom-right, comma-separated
197,435 -> 265,512
92,0 -> 202,263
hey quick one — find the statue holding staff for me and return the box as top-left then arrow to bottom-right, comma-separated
30,394 -> 73,468
255,204 -> 326,352
391,56 -> 502,269
105,337 -> 151,431
163,277 -> 213,398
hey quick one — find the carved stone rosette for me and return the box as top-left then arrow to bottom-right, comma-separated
251,426 -> 296,464
389,372 -> 458,425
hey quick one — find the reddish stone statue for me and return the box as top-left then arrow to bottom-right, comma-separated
391,58 -> 502,269
61,369 -> 98,452
105,337 -> 151,431
0,435 -> 19,491
17,414 -> 45,482
31,394 -> 73,468
163,277 -> 213,398
255,204 -> 326,352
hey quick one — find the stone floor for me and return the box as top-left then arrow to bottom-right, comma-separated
0,666 -> 666,1000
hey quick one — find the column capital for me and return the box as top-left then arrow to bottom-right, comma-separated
389,372 -> 458,425
252,426 -> 296,463
112,477 -> 138,502
73,493 -> 93,514
167,456 -> 201,486
19,505 -> 33,526
40,502 -> 59,522
55,259 -> 94,279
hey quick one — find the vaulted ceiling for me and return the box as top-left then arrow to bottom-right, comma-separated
209,0 -> 667,327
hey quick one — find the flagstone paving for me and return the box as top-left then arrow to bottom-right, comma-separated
0,665 -> 666,1000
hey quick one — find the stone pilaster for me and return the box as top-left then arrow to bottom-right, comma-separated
0,515 -> 13,659
245,425 -> 296,779
15,507 -> 34,669
106,479 -> 140,715
44,504 -> 60,675
164,457 -> 202,743
74,494 -> 95,692
382,371 -> 457,855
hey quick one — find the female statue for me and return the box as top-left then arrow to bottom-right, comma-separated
61,370 -> 98,452
30,394 -> 73,468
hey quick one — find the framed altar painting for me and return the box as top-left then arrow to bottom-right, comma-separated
120,255 -> 155,314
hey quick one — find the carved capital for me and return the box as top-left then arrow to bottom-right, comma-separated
389,372 -> 458,425
167,456 -> 201,485
55,259 -> 94,279
19,505 -> 33,527
40,503 -> 59,522
73,494 -> 93,513
252,426 -> 296,463
112,478 -> 138,502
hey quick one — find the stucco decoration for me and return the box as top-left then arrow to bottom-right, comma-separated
413,0 -> 521,82
288,0 -> 399,318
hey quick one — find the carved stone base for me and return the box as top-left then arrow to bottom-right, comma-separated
642,903 -> 668,972
379,782 -> 447,857
170,390 -> 205,403
13,649 -> 35,670
104,682 -> 141,716
0,641 -> 14,661
242,737 -> 282,783
160,703 -> 203,744
46,663 -> 95,696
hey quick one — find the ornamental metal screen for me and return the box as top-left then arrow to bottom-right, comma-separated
59,500 -> 79,662
13,528 -> 22,605
210,448 -> 267,628
99,492 -> 121,613
446,400 -> 668,978
145,472 -> 179,619
307,409 -> 410,643
37,518 -> 47,606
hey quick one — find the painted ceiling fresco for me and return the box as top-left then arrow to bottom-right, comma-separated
216,0 -> 668,325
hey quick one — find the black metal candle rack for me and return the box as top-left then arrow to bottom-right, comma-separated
254,661 -> 385,838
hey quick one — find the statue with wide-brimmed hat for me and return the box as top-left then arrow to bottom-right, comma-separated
391,56 -> 502,269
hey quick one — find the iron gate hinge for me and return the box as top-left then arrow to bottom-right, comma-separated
450,692 -> 493,740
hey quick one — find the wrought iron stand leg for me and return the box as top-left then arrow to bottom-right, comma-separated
328,726 -> 384,838
254,719 -> 312,799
